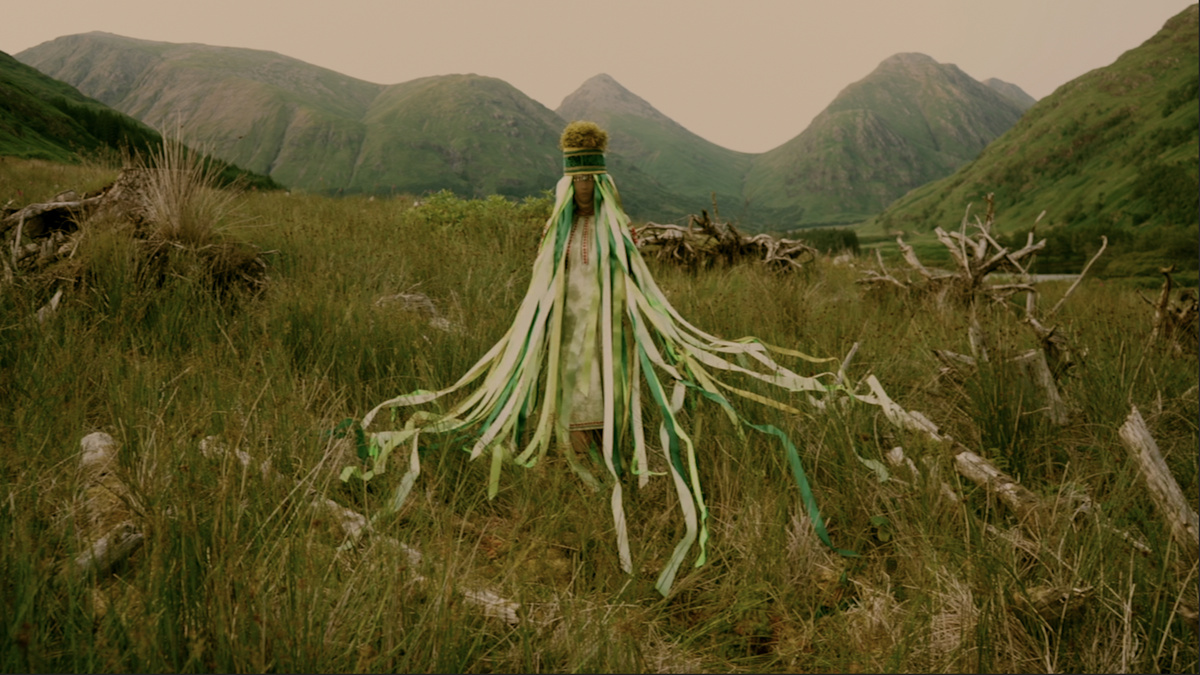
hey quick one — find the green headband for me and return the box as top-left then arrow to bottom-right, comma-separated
563,148 -> 606,175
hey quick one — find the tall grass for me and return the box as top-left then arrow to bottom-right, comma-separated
1,172 -> 1196,672
135,134 -> 245,247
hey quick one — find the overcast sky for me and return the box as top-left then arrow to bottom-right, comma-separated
2,0 -> 1194,153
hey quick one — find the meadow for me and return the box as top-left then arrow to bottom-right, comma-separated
1,157 -> 1196,672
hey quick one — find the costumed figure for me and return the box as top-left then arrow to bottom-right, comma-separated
352,121 -> 852,595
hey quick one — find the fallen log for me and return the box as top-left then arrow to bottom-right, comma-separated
953,450 -> 1043,530
75,432 -> 143,576
1118,406 -> 1199,564
865,382 -> 1148,554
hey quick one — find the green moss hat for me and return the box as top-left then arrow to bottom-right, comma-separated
560,120 -> 608,175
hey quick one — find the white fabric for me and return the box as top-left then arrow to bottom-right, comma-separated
562,214 -> 604,430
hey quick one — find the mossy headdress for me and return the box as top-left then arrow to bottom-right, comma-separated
560,120 -> 608,176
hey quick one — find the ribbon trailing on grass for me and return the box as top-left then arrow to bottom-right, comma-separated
347,173 -> 869,595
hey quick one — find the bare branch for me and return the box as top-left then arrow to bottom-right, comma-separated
1047,236 -> 1107,318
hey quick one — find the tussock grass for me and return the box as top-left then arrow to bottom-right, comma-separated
1,174 -> 1196,672
135,134 -> 244,247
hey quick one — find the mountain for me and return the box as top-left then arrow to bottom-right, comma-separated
864,5 -> 1198,276
983,78 -> 1037,110
0,48 -> 159,162
556,74 -> 753,221
742,53 -> 1029,228
349,74 -> 562,197
17,33 -> 562,198
19,33 -> 1033,226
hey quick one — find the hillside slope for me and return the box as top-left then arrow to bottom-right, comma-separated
0,49 -> 159,162
17,33 -> 564,199
984,78 -> 1037,110
743,53 -> 1028,228
352,74 -> 562,197
864,5 -> 1198,275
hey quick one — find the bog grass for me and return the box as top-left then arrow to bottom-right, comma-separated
1,160 -> 1197,672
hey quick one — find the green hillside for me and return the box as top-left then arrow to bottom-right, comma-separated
744,53 -> 1028,229
556,74 -> 754,221
352,75 -> 562,198
17,32 -> 381,188
863,5 -> 1198,277
16,34 -> 565,200
0,49 -> 159,162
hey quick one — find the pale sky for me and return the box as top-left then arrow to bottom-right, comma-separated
2,0 -> 1194,153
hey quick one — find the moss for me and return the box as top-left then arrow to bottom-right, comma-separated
559,120 -> 608,151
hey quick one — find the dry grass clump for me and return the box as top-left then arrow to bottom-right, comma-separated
136,134 -> 244,247
3,131 -> 266,307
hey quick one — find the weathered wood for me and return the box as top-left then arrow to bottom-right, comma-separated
861,375 -> 944,442
75,432 -> 144,576
953,450 -> 1043,528
36,289 -> 63,325
1015,584 -> 1095,621
968,310 -> 989,362
1118,406 -> 1199,563
932,350 -> 977,368
637,208 -> 817,271
863,198 -> 1048,307
1149,266 -> 1176,345
75,521 -> 145,576
834,341 -> 859,386
1011,349 -> 1070,425
1142,266 -> 1199,354
935,227 -> 972,275
897,236 -> 936,279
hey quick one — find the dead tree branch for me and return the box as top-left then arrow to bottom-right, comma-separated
1118,406 -> 1199,564
636,202 -> 818,272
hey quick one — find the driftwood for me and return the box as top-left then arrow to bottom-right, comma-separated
74,432 -> 144,576
636,202 -> 817,271
1015,584 -> 1095,621
74,521 -> 145,577
858,194 -> 1046,305
907,207 -> 1100,424
2,169 -> 153,282
862,377 -> 1150,554
1117,406 -> 1199,564
1010,349 -> 1070,426
953,450 -> 1044,528
1139,266 -> 1199,355
199,436 -> 521,624
3,169 -> 157,237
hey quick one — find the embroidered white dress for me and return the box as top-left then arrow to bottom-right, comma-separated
562,213 -> 604,431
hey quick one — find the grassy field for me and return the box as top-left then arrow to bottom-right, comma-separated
2,158 -> 1197,672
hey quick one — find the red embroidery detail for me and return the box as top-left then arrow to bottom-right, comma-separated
581,216 -> 591,265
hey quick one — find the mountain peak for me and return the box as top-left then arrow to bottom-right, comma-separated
556,73 -> 669,124
878,52 -> 938,68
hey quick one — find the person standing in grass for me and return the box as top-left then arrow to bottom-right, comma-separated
357,121 -> 847,595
